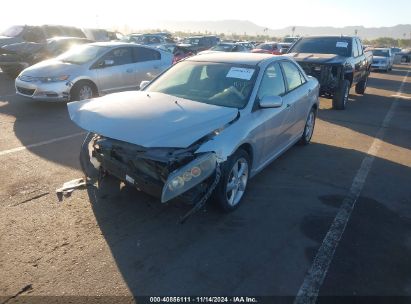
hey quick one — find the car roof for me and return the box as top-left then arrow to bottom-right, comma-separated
299,35 -> 355,39
373,47 -> 390,50
89,41 -> 138,48
47,36 -> 90,42
186,52 -> 282,66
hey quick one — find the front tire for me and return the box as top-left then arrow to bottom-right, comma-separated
70,81 -> 97,102
214,149 -> 250,212
80,133 -> 100,180
332,79 -> 350,110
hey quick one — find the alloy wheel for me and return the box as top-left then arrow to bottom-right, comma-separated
79,85 -> 93,100
226,158 -> 249,206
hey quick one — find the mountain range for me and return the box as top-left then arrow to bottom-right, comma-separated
157,20 -> 411,40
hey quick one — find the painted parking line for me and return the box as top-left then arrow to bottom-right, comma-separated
0,132 -> 86,156
294,70 -> 410,304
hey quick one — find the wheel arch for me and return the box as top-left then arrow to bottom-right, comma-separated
70,78 -> 99,96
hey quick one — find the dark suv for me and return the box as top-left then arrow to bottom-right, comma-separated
178,36 -> 220,53
0,25 -> 86,77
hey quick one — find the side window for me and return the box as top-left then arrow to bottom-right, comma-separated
356,39 -> 363,56
101,47 -> 133,66
256,63 -> 286,100
352,39 -> 359,57
281,61 -> 304,91
133,47 -> 161,62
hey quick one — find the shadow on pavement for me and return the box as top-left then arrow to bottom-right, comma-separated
85,142 -> 411,296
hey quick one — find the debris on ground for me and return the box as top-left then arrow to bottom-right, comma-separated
56,178 -> 89,201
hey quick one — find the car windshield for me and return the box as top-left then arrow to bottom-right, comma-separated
1,25 -> 24,37
146,61 -> 258,109
211,44 -> 235,51
372,49 -> 390,57
57,44 -> 106,64
289,37 -> 352,56
284,37 -> 298,43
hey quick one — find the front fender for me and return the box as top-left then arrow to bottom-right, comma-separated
195,118 -> 258,165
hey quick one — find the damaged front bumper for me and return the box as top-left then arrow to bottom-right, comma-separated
298,63 -> 342,95
87,135 -> 218,203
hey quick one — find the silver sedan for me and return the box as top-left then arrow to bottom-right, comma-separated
15,42 -> 173,102
68,53 -> 319,211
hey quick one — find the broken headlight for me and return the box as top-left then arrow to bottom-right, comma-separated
161,153 -> 217,203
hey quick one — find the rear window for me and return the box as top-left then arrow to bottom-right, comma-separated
289,37 -> 352,57
372,49 -> 390,57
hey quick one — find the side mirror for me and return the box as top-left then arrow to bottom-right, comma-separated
139,80 -> 150,90
259,95 -> 283,108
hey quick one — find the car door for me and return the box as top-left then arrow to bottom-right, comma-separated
279,60 -> 310,142
355,39 -> 367,81
352,39 -> 362,83
93,46 -> 135,94
249,62 -> 290,167
132,46 -> 167,86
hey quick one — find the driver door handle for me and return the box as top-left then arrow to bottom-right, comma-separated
126,68 -> 133,73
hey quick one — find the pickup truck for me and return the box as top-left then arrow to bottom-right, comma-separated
287,36 -> 372,110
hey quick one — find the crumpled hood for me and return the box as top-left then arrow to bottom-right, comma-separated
287,53 -> 347,64
68,91 -> 239,148
20,59 -> 80,77
1,42 -> 45,55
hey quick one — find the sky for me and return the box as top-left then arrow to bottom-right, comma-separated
1,0 -> 410,32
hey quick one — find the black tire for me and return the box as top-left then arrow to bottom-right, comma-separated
214,149 -> 250,212
1,66 -> 21,79
355,75 -> 368,95
70,81 -> 97,102
80,132 -> 100,180
332,79 -> 350,110
299,107 -> 316,145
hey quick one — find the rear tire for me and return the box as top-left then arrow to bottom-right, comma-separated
355,75 -> 368,95
332,80 -> 350,110
299,108 -> 316,145
214,149 -> 250,212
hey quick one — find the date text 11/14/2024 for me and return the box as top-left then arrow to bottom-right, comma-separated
149,297 -> 258,303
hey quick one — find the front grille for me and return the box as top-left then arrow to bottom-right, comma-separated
16,86 -> 35,96
299,62 -> 322,79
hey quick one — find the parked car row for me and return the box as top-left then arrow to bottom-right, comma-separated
4,29 -> 385,214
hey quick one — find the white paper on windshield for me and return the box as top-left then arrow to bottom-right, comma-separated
226,67 -> 255,80
336,42 -> 348,48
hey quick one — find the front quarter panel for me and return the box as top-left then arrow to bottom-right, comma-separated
195,113 -> 265,175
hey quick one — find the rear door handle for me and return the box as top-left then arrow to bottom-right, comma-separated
126,69 -> 133,73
